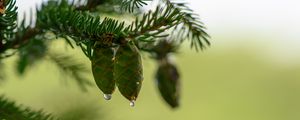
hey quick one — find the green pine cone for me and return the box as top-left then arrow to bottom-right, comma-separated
91,46 -> 115,95
156,61 -> 180,108
114,41 -> 143,101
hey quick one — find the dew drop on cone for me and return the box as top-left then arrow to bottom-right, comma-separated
130,100 -> 135,107
103,94 -> 112,100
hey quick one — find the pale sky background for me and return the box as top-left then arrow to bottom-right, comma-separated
185,0 -> 300,64
17,0 -> 300,63
187,0 -> 300,44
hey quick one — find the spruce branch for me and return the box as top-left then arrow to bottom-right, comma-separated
0,0 -> 17,53
120,0 -> 148,13
36,0 -> 128,59
0,95 -> 57,120
163,0 -> 210,51
34,0 -> 210,55
36,0 -> 127,41
0,0 -> 17,35
1,0 -> 44,59
75,0 -> 107,11
0,27 -> 42,59
127,4 -> 181,42
75,0 -> 149,13
1,0 -> 95,90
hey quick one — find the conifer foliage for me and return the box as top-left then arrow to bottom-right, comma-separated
0,96 -> 57,120
0,0 -> 209,118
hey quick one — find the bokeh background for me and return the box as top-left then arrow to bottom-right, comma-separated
1,0 -> 300,120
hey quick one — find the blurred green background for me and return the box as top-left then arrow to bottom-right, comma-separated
1,0 -> 300,120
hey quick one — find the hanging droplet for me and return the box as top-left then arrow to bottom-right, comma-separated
103,94 -> 112,100
130,100 -> 135,107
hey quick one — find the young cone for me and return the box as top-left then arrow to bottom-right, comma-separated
114,41 -> 143,102
156,59 -> 180,108
91,43 -> 115,96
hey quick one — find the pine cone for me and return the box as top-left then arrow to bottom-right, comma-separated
91,46 -> 115,96
156,60 -> 180,108
114,41 -> 143,102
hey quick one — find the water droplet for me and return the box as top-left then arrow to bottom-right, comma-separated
130,100 -> 135,107
103,94 -> 112,100
136,82 -> 140,85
